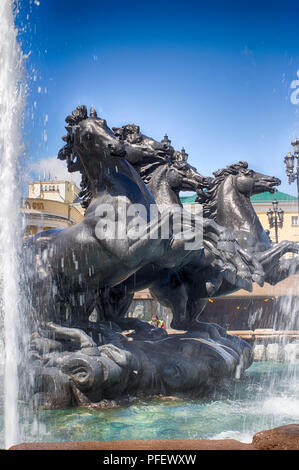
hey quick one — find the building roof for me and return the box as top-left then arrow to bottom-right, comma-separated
250,191 -> 297,203
180,191 -> 297,204
180,195 -> 198,204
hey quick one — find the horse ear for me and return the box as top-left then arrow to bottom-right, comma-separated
90,107 -> 98,117
65,105 -> 87,124
65,114 -> 76,124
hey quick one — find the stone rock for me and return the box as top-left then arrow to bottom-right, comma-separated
253,344 -> 266,361
266,343 -> 284,361
252,424 -> 299,450
10,439 -> 254,450
284,342 -> 299,362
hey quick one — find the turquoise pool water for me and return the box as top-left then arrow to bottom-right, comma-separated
1,361 -> 298,446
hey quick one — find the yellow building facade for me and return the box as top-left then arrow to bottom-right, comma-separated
23,179 -> 84,238
252,194 -> 299,251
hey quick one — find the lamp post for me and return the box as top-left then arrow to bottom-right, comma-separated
161,134 -> 171,147
267,199 -> 284,243
284,137 -> 299,214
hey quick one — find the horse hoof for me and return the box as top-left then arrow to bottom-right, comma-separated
206,281 -> 218,296
252,273 -> 264,287
222,266 -> 236,285
236,276 -> 253,292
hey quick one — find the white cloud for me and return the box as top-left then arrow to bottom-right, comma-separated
28,155 -> 82,187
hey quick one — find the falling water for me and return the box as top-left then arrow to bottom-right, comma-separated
0,0 -> 26,449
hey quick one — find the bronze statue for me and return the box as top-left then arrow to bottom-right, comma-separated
24,106 -> 299,410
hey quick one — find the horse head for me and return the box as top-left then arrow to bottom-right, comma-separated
113,125 -> 210,203
201,161 -> 281,217
232,163 -> 281,197
112,124 -> 174,164
166,150 -> 212,195
58,105 -> 126,180
200,161 -> 282,254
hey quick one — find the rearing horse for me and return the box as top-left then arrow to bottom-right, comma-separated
201,161 -> 299,285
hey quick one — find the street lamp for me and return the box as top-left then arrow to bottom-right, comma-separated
161,134 -> 171,147
284,137 -> 299,213
267,199 -> 284,243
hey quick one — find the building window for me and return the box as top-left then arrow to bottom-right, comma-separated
292,216 -> 298,226
32,202 -> 44,210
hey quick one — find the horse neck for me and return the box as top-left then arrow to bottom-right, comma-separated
145,166 -> 182,207
85,159 -> 156,214
216,176 -> 269,246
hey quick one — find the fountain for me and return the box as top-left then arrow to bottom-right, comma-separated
0,0 -> 27,449
0,3 -> 299,451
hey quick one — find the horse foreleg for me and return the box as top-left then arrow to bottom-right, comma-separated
265,256 -> 299,285
236,246 -> 265,287
201,220 -> 264,290
256,241 -> 299,274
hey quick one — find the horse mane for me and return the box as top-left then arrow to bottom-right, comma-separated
58,105 -> 98,210
112,124 -> 176,185
199,161 -> 248,219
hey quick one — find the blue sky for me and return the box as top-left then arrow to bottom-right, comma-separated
16,0 -> 299,195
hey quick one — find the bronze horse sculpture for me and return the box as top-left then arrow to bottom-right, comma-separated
25,107 -> 266,408
26,109 -> 267,408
